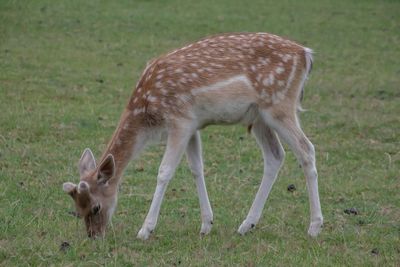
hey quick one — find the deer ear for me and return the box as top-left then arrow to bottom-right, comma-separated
79,148 -> 96,177
97,154 -> 115,184
63,182 -> 77,195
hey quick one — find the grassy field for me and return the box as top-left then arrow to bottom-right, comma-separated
1,0 -> 399,266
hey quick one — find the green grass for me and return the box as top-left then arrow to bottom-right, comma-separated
1,0 -> 399,266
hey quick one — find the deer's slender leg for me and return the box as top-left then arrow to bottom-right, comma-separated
261,111 -> 323,237
186,131 -> 213,235
137,125 -> 194,240
238,118 -> 285,235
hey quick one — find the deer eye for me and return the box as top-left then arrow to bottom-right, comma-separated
92,204 -> 101,215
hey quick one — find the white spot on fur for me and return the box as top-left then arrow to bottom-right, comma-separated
262,73 -> 275,86
282,54 -> 292,62
258,57 -> 270,65
155,81 -> 163,88
160,101 -> 168,108
210,62 -> 224,68
166,80 -> 176,87
133,107 -> 145,116
256,73 -> 263,82
157,68 -> 166,74
285,55 -> 298,92
179,77 -> 187,84
276,67 -> 285,74
148,95 -> 158,102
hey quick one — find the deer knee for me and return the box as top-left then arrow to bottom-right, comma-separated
190,169 -> 203,179
297,139 -> 315,166
297,140 -> 318,179
188,160 -> 203,179
157,165 -> 174,185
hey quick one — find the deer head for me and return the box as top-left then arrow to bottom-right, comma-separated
63,148 -> 117,238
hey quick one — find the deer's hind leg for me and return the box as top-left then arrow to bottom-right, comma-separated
238,117 -> 285,235
260,109 -> 323,237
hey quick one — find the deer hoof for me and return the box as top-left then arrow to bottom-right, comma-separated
237,220 -> 256,235
200,221 -> 213,236
137,227 -> 152,240
307,219 -> 323,237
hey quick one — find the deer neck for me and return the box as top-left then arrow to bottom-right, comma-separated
99,108 -> 145,185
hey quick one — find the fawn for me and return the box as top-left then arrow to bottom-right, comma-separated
63,32 -> 323,240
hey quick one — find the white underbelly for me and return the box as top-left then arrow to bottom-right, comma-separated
190,75 -> 259,128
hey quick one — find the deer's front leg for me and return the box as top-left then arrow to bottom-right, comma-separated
186,131 -> 213,236
137,127 -> 192,240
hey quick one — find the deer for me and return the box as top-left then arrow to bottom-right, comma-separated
62,32 -> 323,240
